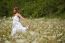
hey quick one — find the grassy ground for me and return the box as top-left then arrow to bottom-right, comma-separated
0,17 -> 65,43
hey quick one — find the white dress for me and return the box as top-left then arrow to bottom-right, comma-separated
11,15 -> 27,37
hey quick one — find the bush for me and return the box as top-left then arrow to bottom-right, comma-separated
0,0 -> 65,18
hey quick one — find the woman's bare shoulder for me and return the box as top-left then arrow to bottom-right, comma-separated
16,13 -> 21,16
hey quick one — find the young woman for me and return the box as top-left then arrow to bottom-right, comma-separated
11,7 -> 28,37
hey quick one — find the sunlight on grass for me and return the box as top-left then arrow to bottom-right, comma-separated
0,17 -> 65,43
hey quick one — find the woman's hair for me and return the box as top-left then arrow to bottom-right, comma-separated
13,6 -> 20,14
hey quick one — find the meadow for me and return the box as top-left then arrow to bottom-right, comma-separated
0,17 -> 65,43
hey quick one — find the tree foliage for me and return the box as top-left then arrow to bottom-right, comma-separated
0,0 -> 65,18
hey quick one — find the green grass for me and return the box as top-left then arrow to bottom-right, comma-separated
0,17 -> 65,43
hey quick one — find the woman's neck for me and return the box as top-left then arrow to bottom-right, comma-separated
14,13 -> 18,16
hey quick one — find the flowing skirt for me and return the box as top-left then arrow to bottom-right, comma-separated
11,21 -> 27,37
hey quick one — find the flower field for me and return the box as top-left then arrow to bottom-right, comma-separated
0,17 -> 65,43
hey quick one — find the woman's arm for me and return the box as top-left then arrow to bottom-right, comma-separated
18,13 -> 24,19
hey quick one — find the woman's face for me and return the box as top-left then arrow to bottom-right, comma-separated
13,9 -> 16,13
13,7 -> 19,14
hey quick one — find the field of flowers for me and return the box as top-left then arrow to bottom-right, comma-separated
0,17 -> 65,43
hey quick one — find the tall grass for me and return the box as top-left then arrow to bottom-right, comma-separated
0,17 -> 65,43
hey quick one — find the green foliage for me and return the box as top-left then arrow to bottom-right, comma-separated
0,0 -> 65,18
